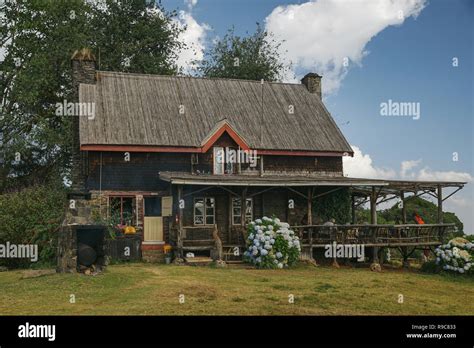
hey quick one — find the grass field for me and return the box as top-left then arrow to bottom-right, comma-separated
0,263 -> 472,315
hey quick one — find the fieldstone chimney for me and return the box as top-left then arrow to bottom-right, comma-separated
301,72 -> 322,99
70,48 -> 96,197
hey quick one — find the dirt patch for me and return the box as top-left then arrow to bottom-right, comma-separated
20,269 -> 56,279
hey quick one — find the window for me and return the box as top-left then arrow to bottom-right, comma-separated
109,196 -> 136,225
194,197 -> 215,225
232,198 -> 253,225
213,147 -> 224,175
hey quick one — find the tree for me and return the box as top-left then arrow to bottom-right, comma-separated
0,0 -> 183,193
196,23 -> 290,82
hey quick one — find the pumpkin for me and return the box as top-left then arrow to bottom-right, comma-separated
124,226 -> 136,235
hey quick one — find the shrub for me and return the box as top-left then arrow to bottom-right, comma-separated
0,184 -> 66,268
420,259 -> 440,274
243,216 -> 300,269
434,238 -> 473,275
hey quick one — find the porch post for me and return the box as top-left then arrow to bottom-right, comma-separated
351,194 -> 356,224
400,190 -> 409,268
307,187 -> 313,225
437,185 -> 443,224
241,188 -> 247,227
400,190 -> 406,224
370,186 -> 377,224
177,185 -> 183,258
370,186 -> 380,270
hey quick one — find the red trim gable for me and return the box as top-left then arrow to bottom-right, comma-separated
201,123 -> 250,153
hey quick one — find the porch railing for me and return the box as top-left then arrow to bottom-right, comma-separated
291,223 -> 455,247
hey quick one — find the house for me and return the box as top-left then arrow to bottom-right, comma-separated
58,48 -> 465,269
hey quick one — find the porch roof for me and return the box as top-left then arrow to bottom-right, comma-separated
159,172 -> 467,192
159,172 -> 389,187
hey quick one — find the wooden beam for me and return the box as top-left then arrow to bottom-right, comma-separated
307,187 -> 313,225
437,185 -> 443,224
400,190 -> 407,224
241,188 -> 247,227
442,186 -> 463,202
313,187 -> 343,200
177,185 -> 184,258
285,186 -> 308,199
351,194 -> 356,224
370,186 -> 377,224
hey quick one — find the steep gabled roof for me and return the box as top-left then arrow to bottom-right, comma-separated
79,71 -> 353,154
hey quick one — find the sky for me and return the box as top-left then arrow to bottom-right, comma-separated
166,0 -> 473,233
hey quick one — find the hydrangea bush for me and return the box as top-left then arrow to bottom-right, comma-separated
435,237 -> 473,274
243,216 -> 300,269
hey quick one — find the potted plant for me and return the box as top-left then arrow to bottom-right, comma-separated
164,244 -> 172,264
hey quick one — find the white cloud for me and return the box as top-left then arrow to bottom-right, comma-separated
175,2 -> 210,74
344,145 -> 473,183
343,145 -> 396,179
416,168 -> 473,182
401,159 -> 422,178
265,0 -> 427,94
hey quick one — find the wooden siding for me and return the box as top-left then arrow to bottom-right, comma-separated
86,152 -> 190,191
264,155 -> 342,175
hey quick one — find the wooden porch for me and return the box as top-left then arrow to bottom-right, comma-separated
170,223 -> 454,261
293,223 -> 454,247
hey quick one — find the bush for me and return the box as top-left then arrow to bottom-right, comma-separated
243,216 -> 300,269
420,259 -> 441,274
0,184 -> 66,268
434,238 -> 473,275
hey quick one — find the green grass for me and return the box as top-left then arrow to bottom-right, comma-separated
0,264 -> 472,315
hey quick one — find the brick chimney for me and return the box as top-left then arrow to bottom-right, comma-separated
301,72 -> 322,99
70,48 -> 96,197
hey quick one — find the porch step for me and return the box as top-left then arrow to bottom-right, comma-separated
182,246 -> 214,250
183,239 -> 215,244
185,256 -> 213,266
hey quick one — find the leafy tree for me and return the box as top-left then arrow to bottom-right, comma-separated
196,23 -> 290,82
0,0 -> 183,193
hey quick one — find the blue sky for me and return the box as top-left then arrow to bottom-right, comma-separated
169,0 -> 473,231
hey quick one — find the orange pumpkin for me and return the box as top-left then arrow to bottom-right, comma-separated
124,226 -> 136,235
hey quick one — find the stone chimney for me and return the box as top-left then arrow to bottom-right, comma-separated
301,72 -> 322,99
70,48 -> 96,197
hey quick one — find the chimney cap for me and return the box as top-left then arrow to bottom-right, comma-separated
301,72 -> 322,81
71,48 -> 96,61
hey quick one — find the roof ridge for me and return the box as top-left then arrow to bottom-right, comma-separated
96,70 -> 303,86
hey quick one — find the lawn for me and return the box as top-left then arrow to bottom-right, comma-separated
0,263 -> 472,315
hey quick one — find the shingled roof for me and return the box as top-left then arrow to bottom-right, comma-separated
79,71 -> 353,154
